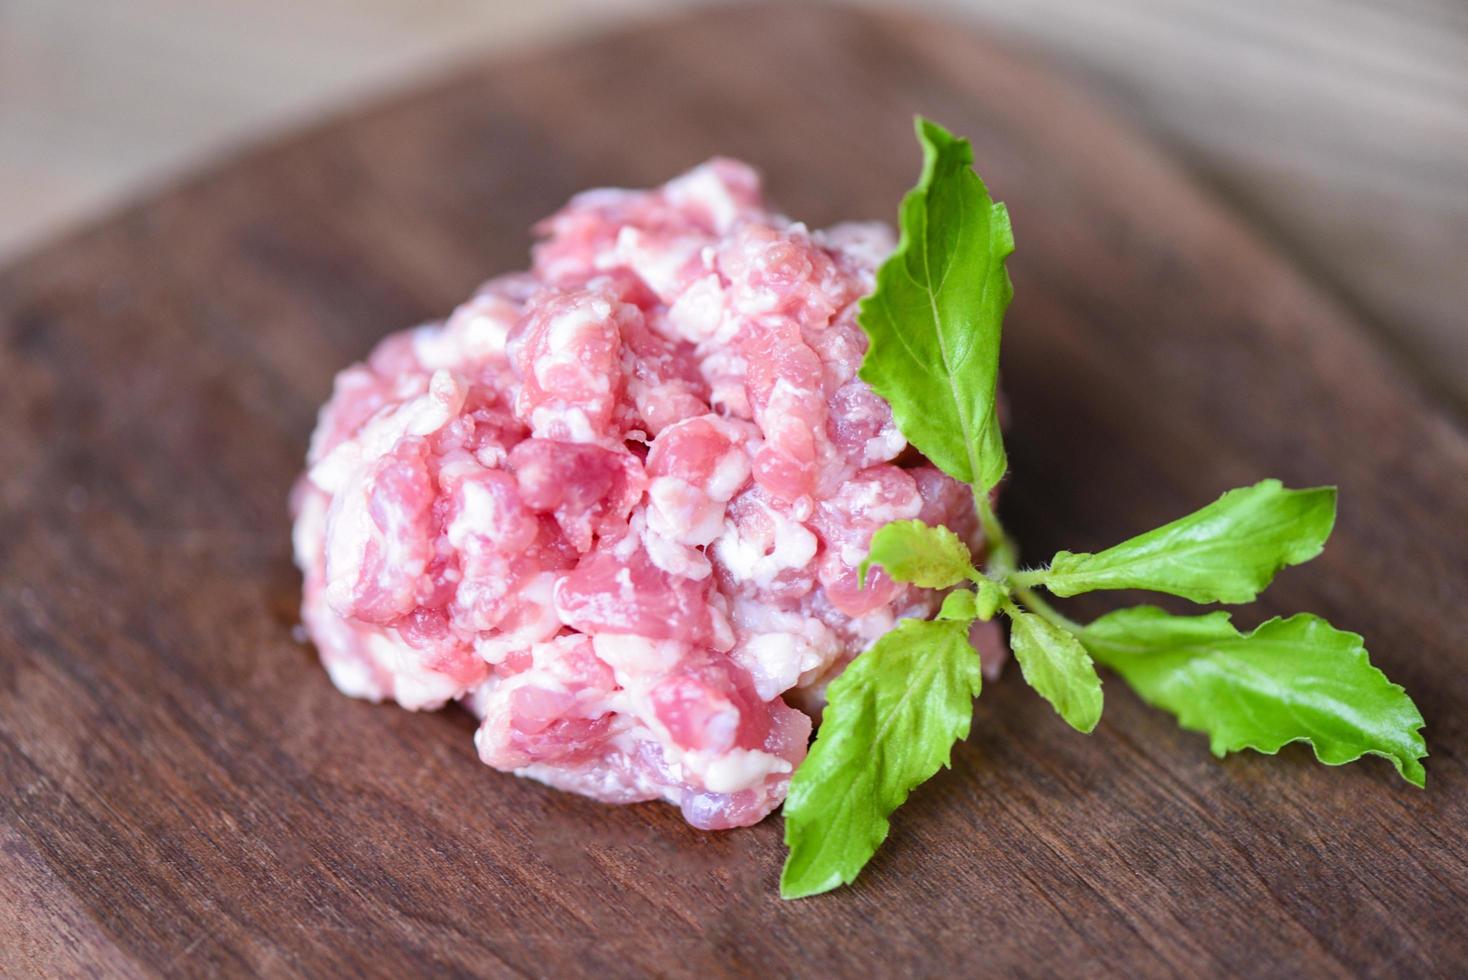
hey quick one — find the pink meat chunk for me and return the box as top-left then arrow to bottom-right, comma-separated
291,158 -> 991,829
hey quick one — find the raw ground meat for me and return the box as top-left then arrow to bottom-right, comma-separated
291,158 -> 999,830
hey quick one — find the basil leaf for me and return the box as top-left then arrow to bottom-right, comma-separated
1082,606 -> 1427,787
857,116 -> 1014,492
860,520 -> 977,589
937,589 -> 979,621
1007,609 -> 1104,733
1042,480 -> 1336,603
781,617 -> 982,899
974,578 -> 1004,620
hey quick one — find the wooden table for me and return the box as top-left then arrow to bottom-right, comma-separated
3,5 -> 1465,976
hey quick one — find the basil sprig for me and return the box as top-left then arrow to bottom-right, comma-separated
779,118 -> 1427,900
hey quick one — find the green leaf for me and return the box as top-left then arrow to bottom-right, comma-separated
1082,606 -> 1427,787
857,116 -> 1014,492
1042,480 -> 1336,603
974,578 -> 1003,620
1006,609 -> 1104,733
781,617 -> 982,899
937,589 -> 978,622
860,520 -> 977,589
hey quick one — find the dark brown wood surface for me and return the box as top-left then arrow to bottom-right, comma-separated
3,5 -> 1466,976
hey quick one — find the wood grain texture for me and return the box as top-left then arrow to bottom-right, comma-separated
2,4 -> 1466,976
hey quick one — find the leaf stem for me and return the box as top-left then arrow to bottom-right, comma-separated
1013,586 -> 1083,635
965,499 -> 1075,634
1008,569 -> 1048,590
974,488 -> 1016,577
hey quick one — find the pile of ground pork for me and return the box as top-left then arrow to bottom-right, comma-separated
291,159 -> 992,829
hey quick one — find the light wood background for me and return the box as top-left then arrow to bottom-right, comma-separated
3,0 -> 1465,406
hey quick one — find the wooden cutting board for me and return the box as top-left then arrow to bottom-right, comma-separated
3,5 -> 1465,976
